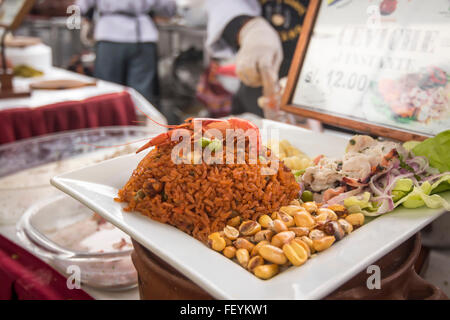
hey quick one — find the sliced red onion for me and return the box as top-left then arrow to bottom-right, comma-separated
369,173 -> 384,196
423,172 -> 450,182
384,172 -> 415,193
367,197 -> 394,216
405,156 -> 429,175
326,187 -> 363,205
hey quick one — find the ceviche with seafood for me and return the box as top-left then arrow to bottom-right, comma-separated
116,116 -> 449,280
298,131 -> 450,216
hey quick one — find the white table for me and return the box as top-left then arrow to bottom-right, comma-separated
0,67 -> 166,126
0,67 -> 166,300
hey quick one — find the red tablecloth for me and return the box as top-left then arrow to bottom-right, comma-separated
0,235 -> 93,300
0,91 -> 137,145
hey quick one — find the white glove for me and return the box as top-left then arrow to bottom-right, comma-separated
257,77 -> 288,111
236,17 -> 283,88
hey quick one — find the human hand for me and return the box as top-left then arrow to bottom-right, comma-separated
235,17 -> 283,88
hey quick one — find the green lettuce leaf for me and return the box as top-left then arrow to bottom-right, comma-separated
344,192 -> 378,213
392,178 -> 414,202
430,175 -> 450,194
412,130 -> 450,173
394,181 -> 450,210
403,141 -> 421,152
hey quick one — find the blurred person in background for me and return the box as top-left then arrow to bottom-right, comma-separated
206,0 -> 310,116
77,0 -> 177,105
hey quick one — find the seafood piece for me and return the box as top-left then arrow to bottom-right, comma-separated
301,135 -> 404,200
302,157 -> 342,192
323,187 -> 346,203
346,135 -> 377,153
341,153 -> 372,180
136,117 -> 261,154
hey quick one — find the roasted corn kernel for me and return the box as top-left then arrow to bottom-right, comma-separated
251,240 -> 270,256
233,238 -> 255,252
280,205 -> 305,216
328,204 -> 347,217
323,221 -> 345,241
218,231 -> 233,246
289,199 -> 302,207
223,246 -> 236,259
223,225 -> 239,240
227,216 -> 241,227
259,245 -> 288,265
254,230 -> 275,243
258,214 -> 274,229
345,213 -> 364,228
316,208 -> 338,221
254,264 -> 279,280
283,240 -> 308,266
309,229 -> 325,240
313,235 -> 335,252
207,232 -> 226,252
248,255 -> 264,272
239,220 -> 261,236
302,201 -> 318,214
300,236 -> 315,254
272,219 -> 288,233
289,227 -> 309,237
293,211 -> 316,229
338,219 -> 353,234
236,248 -> 250,268
293,238 -> 311,257
271,231 -> 295,248
274,211 -> 295,227
243,235 -> 256,243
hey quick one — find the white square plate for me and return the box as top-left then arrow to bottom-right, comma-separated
51,120 -> 448,299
